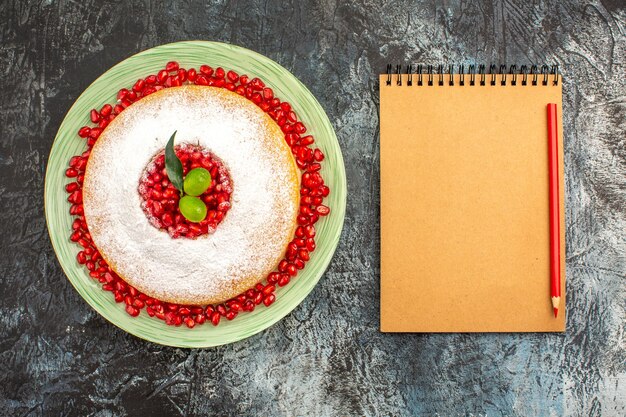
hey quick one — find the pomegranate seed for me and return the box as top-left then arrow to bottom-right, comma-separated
278,274 -> 290,286
187,68 -> 197,82
185,317 -> 196,328
100,104 -> 112,116
225,310 -> 237,320
78,126 -> 91,138
65,168 -> 78,178
263,294 -> 276,306
254,291 -> 263,305
316,205 -> 330,216
165,61 -> 179,72
210,312 -> 221,325
117,88 -> 129,101
76,251 -> 87,264
65,182 -> 79,193
199,65 -> 213,76
125,305 -> 140,317
226,70 -> 238,82
157,69 -> 168,83
90,109 -> 99,123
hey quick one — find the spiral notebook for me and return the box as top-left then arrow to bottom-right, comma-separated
380,65 -> 566,332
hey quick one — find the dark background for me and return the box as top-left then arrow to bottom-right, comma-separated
1,1 -> 624,416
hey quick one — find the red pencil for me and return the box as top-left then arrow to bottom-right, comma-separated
547,103 -> 561,318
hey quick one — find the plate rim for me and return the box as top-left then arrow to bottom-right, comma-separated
44,40 -> 347,347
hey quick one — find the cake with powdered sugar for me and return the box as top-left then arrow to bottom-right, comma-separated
82,85 -> 300,305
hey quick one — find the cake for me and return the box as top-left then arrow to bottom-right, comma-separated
82,85 -> 300,305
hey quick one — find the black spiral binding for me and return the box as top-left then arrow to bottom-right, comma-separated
385,64 -> 559,86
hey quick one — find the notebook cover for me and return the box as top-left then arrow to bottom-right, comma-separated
379,74 -> 565,332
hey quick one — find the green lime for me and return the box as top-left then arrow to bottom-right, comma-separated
183,167 -> 212,196
179,195 -> 207,223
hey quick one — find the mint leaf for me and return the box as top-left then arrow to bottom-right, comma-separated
165,131 -> 184,193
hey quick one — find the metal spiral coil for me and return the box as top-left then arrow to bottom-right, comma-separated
385,64 -> 559,86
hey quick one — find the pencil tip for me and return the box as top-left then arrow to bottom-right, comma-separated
553,307 -> 558,318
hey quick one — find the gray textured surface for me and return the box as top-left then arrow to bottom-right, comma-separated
1,0 -> 625,416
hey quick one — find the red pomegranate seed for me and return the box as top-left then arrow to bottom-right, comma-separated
117,88 -> 129,101
226,70 -> 238,82
65,182 -> 79,193
126,305 -> 140,317
90,109 -> 99,123
157,69 -> 168,83
187,68 -> 197,82
316,205 -> 330,216
199,65 -> 213,76
78,126 -> 91,138
76,251 -> 87,264
210,312 -> 221,326
165,61 -> 179,72
185,317 -> 196,328
263,294 -> 276,307
100,104 -> 112,117
278,274 -> 290,286
313,148 -> 325,161
253,291 -> 263,305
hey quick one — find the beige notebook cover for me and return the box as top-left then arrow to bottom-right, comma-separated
380,71 -> 565,332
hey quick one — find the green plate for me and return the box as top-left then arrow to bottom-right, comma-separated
44,41 -> 346,348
